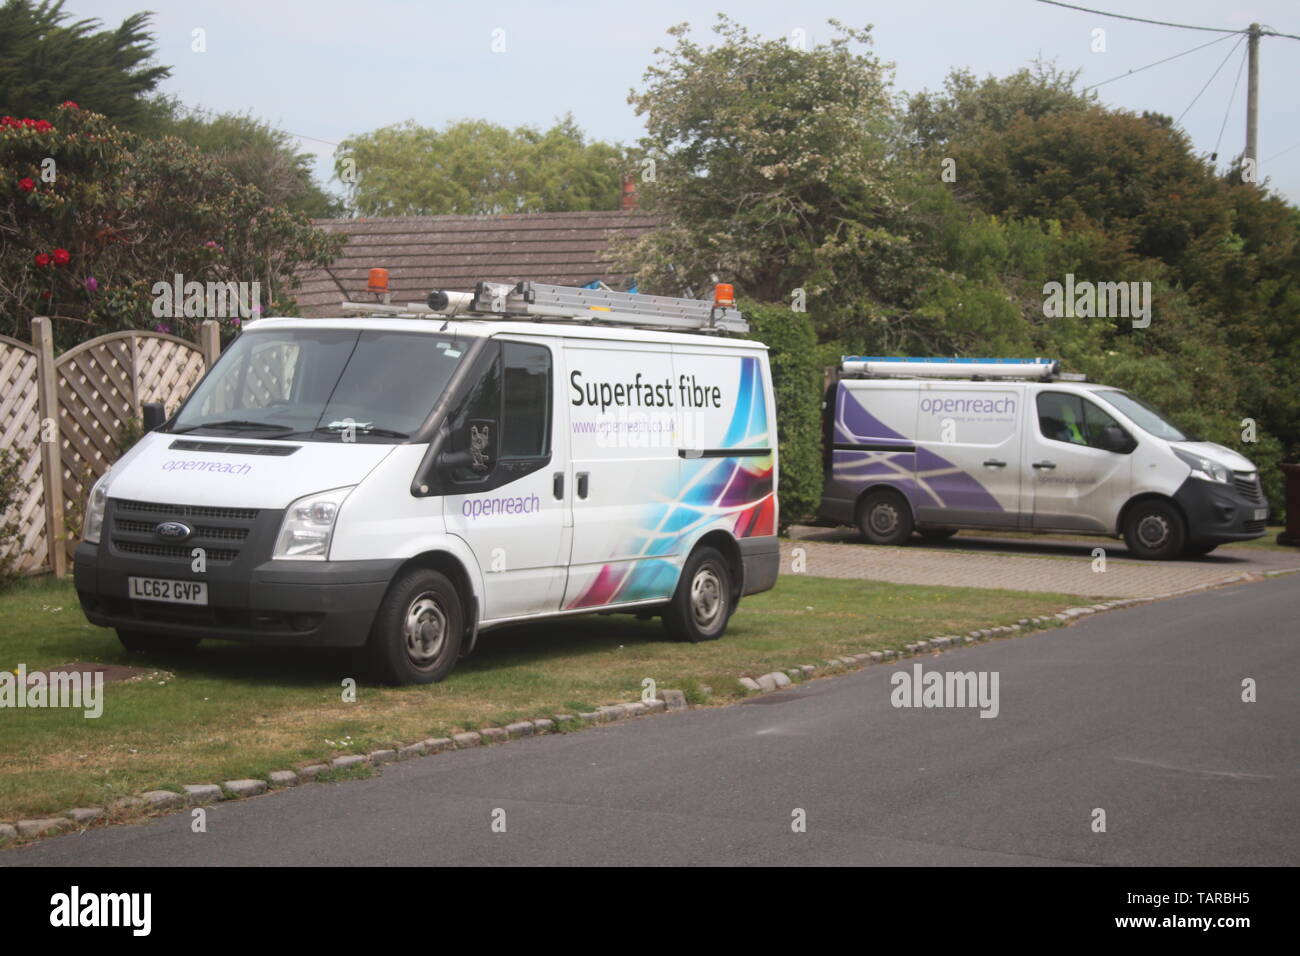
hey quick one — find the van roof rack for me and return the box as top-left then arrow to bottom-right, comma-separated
341,280 -> 747,334
840,356 -> 1064,381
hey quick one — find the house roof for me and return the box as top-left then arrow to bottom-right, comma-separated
294,210 -> 661,316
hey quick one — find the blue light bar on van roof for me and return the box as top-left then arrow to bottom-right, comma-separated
840,356 -> 1060,380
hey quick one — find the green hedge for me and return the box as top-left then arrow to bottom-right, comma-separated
744,300 -> 822,529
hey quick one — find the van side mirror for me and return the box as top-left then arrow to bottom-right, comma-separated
439,419 -> 496,476
142,402 -> 167,433
1098,424 -> 1135,454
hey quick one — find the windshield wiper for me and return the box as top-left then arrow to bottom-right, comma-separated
312,423 -> 409,440
173,419 -> 295,434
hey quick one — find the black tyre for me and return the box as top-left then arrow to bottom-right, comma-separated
116,630 -> 201,654
918,527 -> 958,543
663,546 -> 733,643
1183,542 -> 1218,557
366,568 -> 463,685
857,489 -> 914,546
1123,500 -> 1187,560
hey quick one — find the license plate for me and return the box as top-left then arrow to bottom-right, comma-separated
128,576 -> 208,605
1254,508 -> 1268,521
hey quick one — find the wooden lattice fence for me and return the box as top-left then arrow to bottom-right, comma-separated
0,335 -> 46,573
0,318 -> 219,576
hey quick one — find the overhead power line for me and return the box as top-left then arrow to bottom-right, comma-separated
1175,35 -> 1244,126
1211,43 -> 1248,160
1034,0 -> 1242,34
1082,32 -> 1236,91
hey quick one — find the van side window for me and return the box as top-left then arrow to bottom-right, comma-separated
1080,399 -> 1127,450
501,343 -> 552,459
1037,392 -> 1132,452
1037,392 -> 1087,446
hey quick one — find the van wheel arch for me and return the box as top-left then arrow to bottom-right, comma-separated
1117,493 -> 1187,537
691,530 -> 744,603
1118,494 -> 1188,560
855,485 -> 916,545
395,551 -> 480,656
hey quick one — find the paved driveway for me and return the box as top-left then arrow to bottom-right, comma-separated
784,526 -> 1300,598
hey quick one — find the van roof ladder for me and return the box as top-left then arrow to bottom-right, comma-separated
341,281 -> 747,334
840,356 -> 1063,381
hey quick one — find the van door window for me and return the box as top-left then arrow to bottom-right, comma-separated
445,341 -> 553,488
1037,392 -> 1133,453
501,342 -> 552,459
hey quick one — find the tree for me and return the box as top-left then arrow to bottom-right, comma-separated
336,115 -> 623,216
0,103 -> 345,348
153,102 -> 342,218
904,62 -> 1094,151
0,1 -> 169,130
620,17 -> 905,323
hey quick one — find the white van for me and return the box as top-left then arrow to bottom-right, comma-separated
819,357 -> 1268,559
74,283 -> 779,683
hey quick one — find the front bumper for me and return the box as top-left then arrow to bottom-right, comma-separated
75,541 -> 400,648
1173,475 -> 1270,545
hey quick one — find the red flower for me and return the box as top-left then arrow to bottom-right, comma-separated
40,290 -> 52,299
22,118 -> 36,128
34,119 -> 53,132
52,248 -> 71,266
0,116 -> 15,127
17,177 -> 35,192
60,101 -> 79,110
34,252 -> 51,268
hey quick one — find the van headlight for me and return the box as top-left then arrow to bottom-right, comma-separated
1174,449 -> 1231,484
82,469 -> 111,544
273,487 -> 354,560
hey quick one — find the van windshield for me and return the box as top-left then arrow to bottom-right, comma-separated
171,328 -> 466,441
1095,390 -> 1190,442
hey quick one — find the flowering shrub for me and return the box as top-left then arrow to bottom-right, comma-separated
1,103 -> 344,348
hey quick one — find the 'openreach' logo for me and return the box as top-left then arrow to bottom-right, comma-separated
50,886 -> 151,936
890,663 -> 999,718
1042,273 -> 1152,329
0,664 -> 103,718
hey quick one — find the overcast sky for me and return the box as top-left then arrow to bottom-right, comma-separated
86,0 -> 1300,206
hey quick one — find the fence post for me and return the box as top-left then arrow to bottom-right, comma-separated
31,317 -> 68,578
199,319 -> 220,369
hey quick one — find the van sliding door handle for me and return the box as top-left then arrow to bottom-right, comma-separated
576,472 -> 590,499
983,459 -> 1007,468
552,472 -> 564,499
1032,461 -> 1057,470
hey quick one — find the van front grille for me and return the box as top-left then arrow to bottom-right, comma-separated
109,499 -> 261,565
1232,472 -> 1264,502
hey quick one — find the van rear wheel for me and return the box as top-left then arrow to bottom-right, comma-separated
1123,500 -> 1187,561
664,546 -> 732,643
857,490 -> 914,546
366,568 -> 463,685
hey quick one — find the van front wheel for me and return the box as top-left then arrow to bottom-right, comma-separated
857,490 -> 914,546
1123,501 -> 1186,561
664,546 -> 732,643
367,568 -> 463,685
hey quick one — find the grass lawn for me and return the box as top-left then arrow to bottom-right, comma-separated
0,573 -> 1079,824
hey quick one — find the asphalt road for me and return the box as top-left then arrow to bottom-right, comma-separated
6,576 -> 1298,866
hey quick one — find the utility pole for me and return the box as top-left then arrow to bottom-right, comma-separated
1246,22 -> 1260,178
